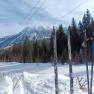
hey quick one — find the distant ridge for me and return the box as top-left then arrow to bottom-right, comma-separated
0,26 -> 52,48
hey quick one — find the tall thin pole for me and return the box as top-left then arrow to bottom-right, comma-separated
53,26 -> 59,94
67,30 -> 73,94
90,57 -> 93,94
83,30 -> 90,94
90,37 -> 94,94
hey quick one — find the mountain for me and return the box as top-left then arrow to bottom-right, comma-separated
0,26 -> 52,48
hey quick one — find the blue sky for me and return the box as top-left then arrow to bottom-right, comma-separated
0,0 -> 94,37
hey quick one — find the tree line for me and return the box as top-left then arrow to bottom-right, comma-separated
0,9 -> 94,63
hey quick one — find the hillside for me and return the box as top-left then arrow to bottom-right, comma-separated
0,26 -> 52,48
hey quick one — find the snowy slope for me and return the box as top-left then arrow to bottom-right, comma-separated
0,62 -> 94,94
0,26 -> 52,48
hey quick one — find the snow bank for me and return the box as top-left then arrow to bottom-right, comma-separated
0,75 -> 13,94
0,62 -> 94,94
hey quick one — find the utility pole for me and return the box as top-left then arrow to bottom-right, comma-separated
67,30 -> 73,94
53,26 -> 59,94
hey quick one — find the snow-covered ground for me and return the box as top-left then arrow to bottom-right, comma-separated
0,62 -> 94,94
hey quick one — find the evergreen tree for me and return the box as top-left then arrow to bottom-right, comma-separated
82,9 -> 92,61
40,39 -> 51,62
78,21 -> 84,42
32,36 -> 38,62
56,24 -> 67,62
12,43 -> 22,62
69,18 -> 81,61
22,37 -> 31,63
50,30 -> 54,61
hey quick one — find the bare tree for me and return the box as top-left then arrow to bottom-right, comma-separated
67,28 -> 73,94
77,77 -> 87,92
83,30 -> 90,94
90,35 -> 94,94
53,26 -> 59,94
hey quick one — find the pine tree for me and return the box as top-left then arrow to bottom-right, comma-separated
22,37 -> 31,63
56,24 -> 67,62
50,31 -> 54,61
32,36 -> 39,62
78,21 -> 84,42
12,43 -> 22,62
68,18 -> 81,62
82,9 -> 92,61
40,39 -> 51,62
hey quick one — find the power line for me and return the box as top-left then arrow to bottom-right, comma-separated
20,0 -> 42,24
14,0 -> 42,30
26,0 -> 45,23
61,0 -> 89,18
22,0 -> 42,23
25,0 -> 88,24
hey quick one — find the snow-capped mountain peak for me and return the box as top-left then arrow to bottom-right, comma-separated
0,26 -> 52,48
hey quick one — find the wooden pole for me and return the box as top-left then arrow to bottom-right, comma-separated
90,37 -> 94,94
67,30 -> 73,94
53,26 -> 59,94
83,30 -> 90,94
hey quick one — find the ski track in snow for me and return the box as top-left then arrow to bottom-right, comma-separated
0,62 -> 94,94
